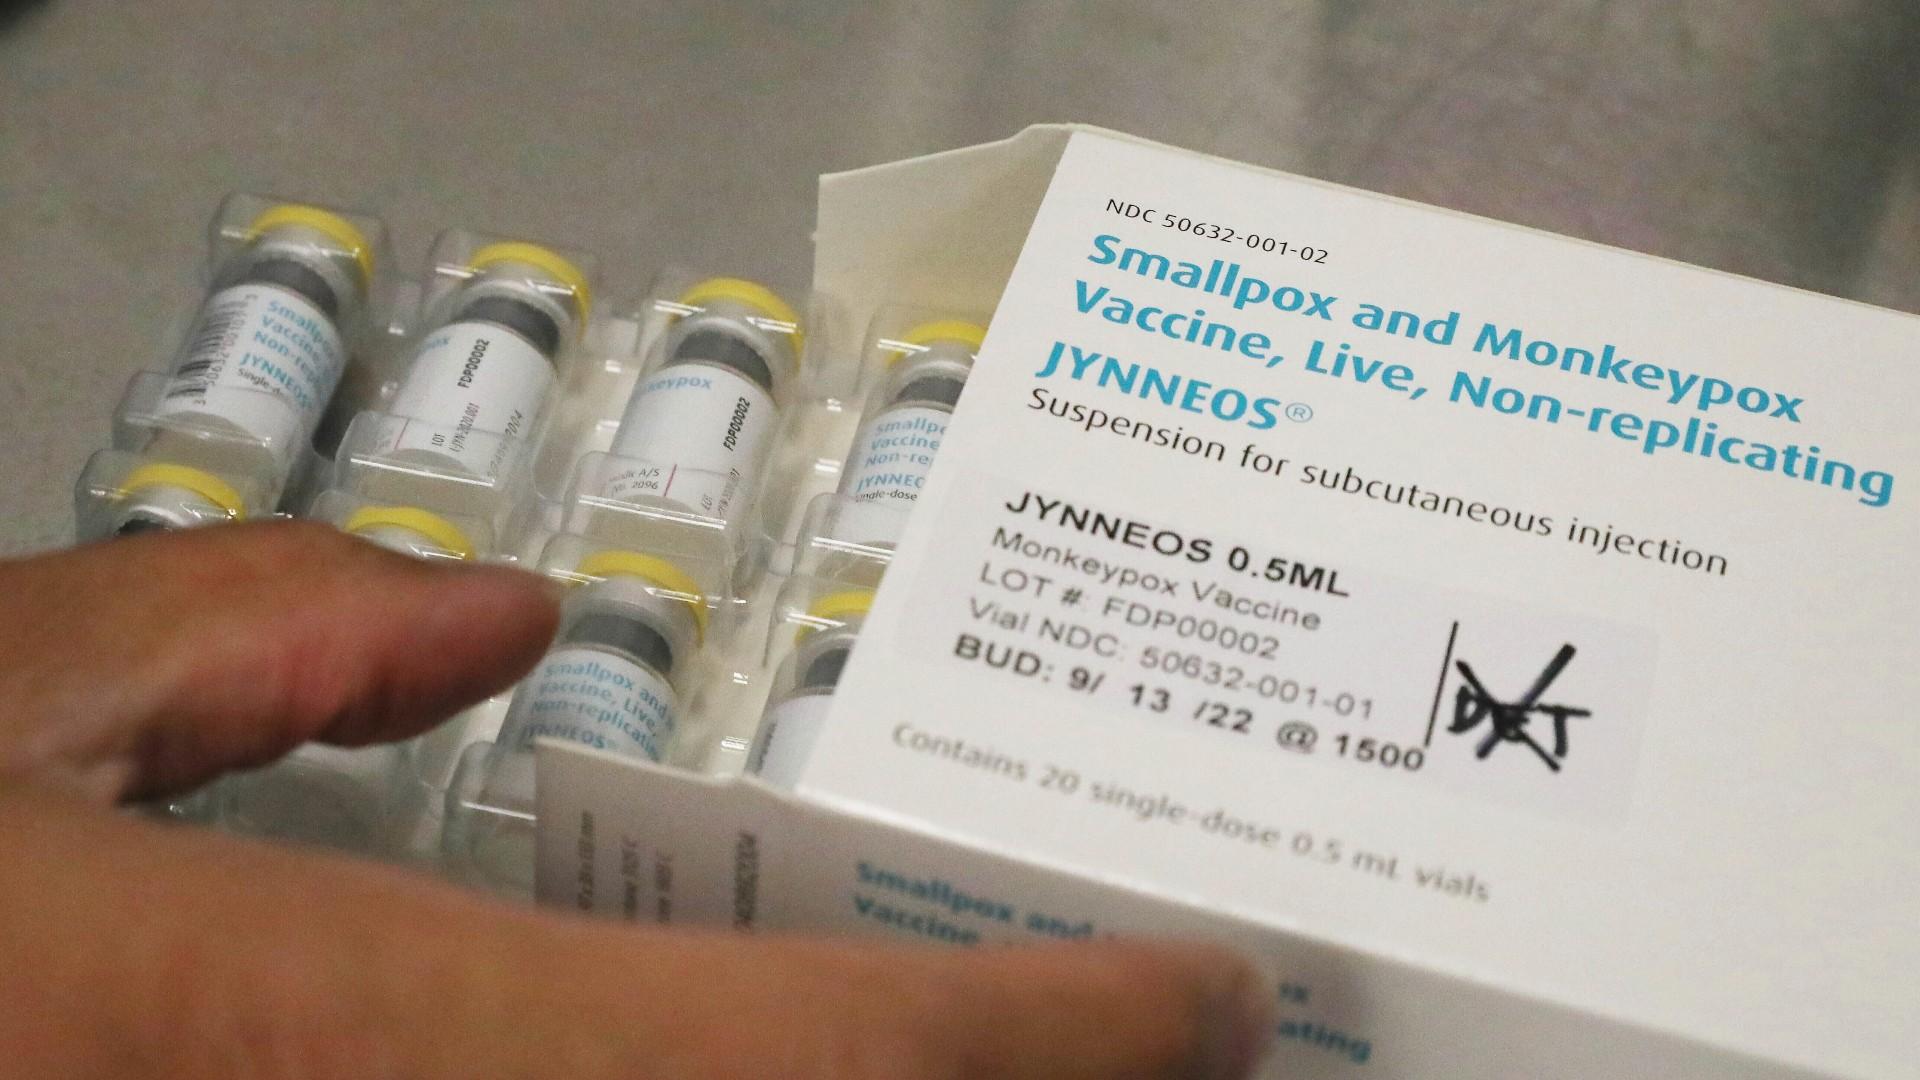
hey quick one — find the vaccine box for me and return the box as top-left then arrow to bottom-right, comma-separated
533,126 -> 1918,1079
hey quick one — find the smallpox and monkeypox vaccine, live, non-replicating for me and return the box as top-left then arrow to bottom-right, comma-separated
600,278 -> 803,523
114,205 -> 374,535
747,590 -> 870,787
345,242 -> 590,558
483,552 -> 706,802
834,320 -> 980,539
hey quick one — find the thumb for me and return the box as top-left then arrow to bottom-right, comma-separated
0,520 -> 559,801
0,788 -> 1273,1080
683,932 -> 1277,1079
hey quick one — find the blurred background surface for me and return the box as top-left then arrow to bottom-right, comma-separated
3,0 -> 1917,551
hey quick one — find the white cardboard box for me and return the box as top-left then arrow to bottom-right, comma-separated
536,126 -> 1918,1079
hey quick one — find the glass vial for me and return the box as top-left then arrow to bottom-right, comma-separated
601,278 -> 802,523
746,589 -> 871,787
372,242 -> 587,481
116,204 -> 374,534
835,320 -> 980,530
483,552 -> 706,803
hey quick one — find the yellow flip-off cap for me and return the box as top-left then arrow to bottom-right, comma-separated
898,319 -> 987,361
575,549 -> 708,641
470,241 -> 592,324
797,589 -> 875,640
248,204 -> 375,285
119,463 -> 246,520
679,276 -> 804,354
343,505 -> 476,560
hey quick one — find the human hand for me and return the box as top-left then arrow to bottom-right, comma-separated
0,522 -> 1271,1079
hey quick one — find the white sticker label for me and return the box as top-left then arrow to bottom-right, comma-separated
840,405 -> 949,505
905,480 -> 1656,826
747,692 -> 835,787
154,283 -> 345,450
603,364 -> 776,520
500,646 -> 676,763
371,320 -> 554,479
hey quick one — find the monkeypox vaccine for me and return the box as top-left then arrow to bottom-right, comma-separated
601,278 -> 802,522
115,205 -> 373,534
340,504 -> 477,561
338,242 -> 588,559
812,320 -> 980,583
833,320 -> 980,543
371,242 -> 587,481
517,130 -> 1920,1079
488,552 -> 705,805
746,591 -> 870,787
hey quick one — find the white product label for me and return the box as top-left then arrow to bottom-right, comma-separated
840,405 -> 949,505
603,364 -> 776,520
502,646 -> 676,763
533,129 -> 1920,1076
747,693 -> 835,787
371,320 -> 553,479
154,283 -> 345,449
900,481 -> 1655,826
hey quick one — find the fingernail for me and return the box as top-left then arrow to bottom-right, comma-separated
1198,966 -> 1273,1080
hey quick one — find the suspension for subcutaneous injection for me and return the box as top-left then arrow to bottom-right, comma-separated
600,278 -> 802,522
747,590 -> 871,787
484,551 -> 706,804
836,320 -> 980,517
347,242 -> 589,557
115,204 -> 374,534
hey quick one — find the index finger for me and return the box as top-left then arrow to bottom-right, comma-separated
0,520 -> 559,801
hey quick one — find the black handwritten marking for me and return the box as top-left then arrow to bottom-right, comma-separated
1449,644 -> 1593,772
1422,621 -> 1460,748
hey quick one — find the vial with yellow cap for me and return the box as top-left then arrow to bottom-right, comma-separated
837,320 -> 980,515
482,551 -> 706,803
600,277 -> 803,523
365,238 -> 589,484
746,589 -> 870,787
116,200 -> 377,535
340,504 -> 478,561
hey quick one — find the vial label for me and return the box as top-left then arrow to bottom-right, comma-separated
748,692 -> 835,787
503,645 -> 676,762
370,321 -> 554,479
839,405 -> 949,505
603,364 -> 776,520
154,283 -> 346,450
